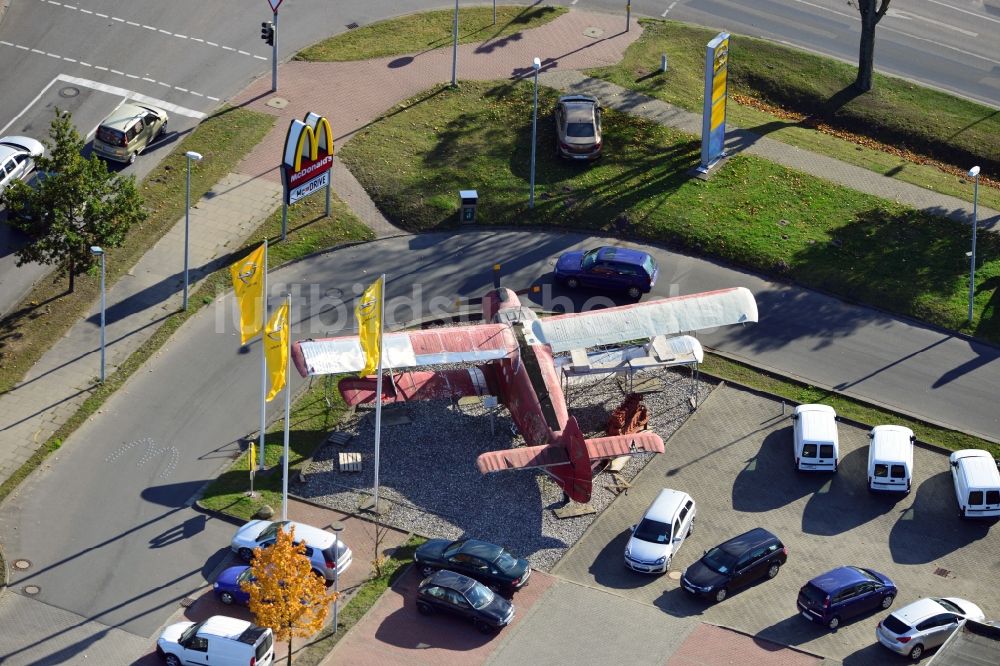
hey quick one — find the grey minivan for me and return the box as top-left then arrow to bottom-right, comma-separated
92,102 -> 168,164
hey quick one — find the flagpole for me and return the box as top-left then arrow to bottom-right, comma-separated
258,239 -> 268,472
281,292 -> 291,521
372,274 -> 385,513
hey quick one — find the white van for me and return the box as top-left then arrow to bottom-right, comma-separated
949,449 -> 1000,519
157,615 -> 274,666
867,425 -> 915,493
624,488 -> 696,574
792,404 -> 839,472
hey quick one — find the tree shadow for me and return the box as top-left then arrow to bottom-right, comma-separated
733,84 -> 864,149
887,471 -> 997,564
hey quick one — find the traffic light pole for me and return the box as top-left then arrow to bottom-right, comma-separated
271,10 -> 278,92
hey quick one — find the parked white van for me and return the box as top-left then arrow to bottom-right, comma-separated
792,404 -> 839,472
867,425 -> 915,493
949,449 -> 1000,519
157,615 -> 274,666
624,488 -> 696,574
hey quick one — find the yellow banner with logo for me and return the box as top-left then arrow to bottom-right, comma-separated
230,244 -> 266,345
356,276 -> 383,377
264,301 -> 289,402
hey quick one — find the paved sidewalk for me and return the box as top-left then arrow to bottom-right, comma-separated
0,173 -> 282,484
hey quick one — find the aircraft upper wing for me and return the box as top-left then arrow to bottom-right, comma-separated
524,286 -> 757,353
292,323 -> 518,377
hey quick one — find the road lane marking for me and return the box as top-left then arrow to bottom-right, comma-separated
55,74 -> 207,118
0,75 -> 61,135
887,8 -> 977,37
662,1 -> 677,18
32,0 -> 268,61
926,0 -> 1000,26
0,42 -> 221,106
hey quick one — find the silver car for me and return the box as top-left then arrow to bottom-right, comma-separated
555,94 -> 602,160
876,596 -> 985,661
0,136 -> 44,191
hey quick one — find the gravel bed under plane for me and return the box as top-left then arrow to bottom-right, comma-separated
296,367 -> 715,572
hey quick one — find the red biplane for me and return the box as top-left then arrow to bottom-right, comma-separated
291,286 -> 757,503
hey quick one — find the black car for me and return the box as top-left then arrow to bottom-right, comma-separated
416,570 -> 515,633
414,538 -> 530,594
680,528 -> 787,602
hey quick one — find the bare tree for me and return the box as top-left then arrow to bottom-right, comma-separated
851,0 -> 892,92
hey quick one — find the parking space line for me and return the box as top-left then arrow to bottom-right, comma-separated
0,75 -> 61,135
54,74 -> 208,119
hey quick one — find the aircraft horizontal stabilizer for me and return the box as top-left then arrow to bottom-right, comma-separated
583,432 -> 665,460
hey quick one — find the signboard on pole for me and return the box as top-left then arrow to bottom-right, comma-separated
697,32 -> 730,175
281,112 -> 334,206
266,0 -> 283,11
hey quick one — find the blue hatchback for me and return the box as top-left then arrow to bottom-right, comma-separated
554,246 -> 658,300
797,566 -> 896,630
213,565 -> 255,606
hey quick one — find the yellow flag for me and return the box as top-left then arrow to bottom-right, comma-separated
230,244 -> 266,345
355,276 -> 382,377
264,301 -> 288,402
249,443 -> 256,477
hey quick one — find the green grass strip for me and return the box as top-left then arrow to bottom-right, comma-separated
295,5 -> 565,62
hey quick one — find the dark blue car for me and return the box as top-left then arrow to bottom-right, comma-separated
554,246 -> 658,300
797,566 -> 896,630
213,565 -> 255,606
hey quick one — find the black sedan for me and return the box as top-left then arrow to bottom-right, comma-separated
680,527 -> 787,602
416,570 -> 515,633
414,538 -> 530,594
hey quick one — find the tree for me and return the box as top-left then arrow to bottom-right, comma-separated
243,526 -> 337,666
1,109 -> 146,292
851,0 -> 892,92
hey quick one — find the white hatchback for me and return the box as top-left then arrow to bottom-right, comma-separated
230,519 -> 352,582
876,597 -> 985,661
624,488 -> 696,574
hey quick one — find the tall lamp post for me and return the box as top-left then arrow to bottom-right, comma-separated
183,151 -> 203,311
331,522 -> 344,633
451,0 -> 459,87
967,165 -> 981,324
91,246 -> 106,383
529,57 -> 541,209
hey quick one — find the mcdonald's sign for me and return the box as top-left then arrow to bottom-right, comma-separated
281,112 -> 334,204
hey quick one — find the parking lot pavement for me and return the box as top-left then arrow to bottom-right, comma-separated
667,623 -> 823,666
321,568 -> 556,666
552,383 -> 999,663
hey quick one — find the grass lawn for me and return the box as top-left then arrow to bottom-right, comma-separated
587,19 -> 1000,211
0,107 -> 275,395
295,5 -> 565,62
339,80 -> 1000,341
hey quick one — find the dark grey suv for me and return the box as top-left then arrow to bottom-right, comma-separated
680,527 -> 787,602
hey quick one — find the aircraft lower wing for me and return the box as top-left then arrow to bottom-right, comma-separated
338,368 -> 495,406
475,431 -> 665,473
292,323 -> 518,377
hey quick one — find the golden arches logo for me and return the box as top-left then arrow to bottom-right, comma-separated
291,115 -> 333,173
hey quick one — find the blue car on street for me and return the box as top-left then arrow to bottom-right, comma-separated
213,565 -> 255,606
554,246 -> 658,300
797,565 -> 896,630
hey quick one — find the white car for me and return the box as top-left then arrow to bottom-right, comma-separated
230,519 -> 352,582
157,615 -> 274,666
0,136 -> 44,191
876,596 -> 985,661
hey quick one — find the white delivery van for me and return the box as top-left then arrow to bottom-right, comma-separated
949,449 -> 1000,519
792,404 -> 839,472
624,488 -> 696,574
157,615 -> 274,666
867,425 -> 915,493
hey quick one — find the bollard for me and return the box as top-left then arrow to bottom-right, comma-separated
661,54 -> 668,72
782,400 -> 786,416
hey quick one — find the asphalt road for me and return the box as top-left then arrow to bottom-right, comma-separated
1,230 -> 997,663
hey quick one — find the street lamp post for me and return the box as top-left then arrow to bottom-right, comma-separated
451,0 -> 459,87
91,246 -> 106,383
529,57 -> 541,209
183,151 -> 203,311
331,521 -> 345,633
967,165 -> 981,324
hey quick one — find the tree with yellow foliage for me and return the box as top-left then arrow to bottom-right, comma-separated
242,525 -> 337,665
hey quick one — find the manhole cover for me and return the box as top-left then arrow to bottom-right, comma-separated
667,570 -> 682,581
346,22 -> 359,30
266,97 -> 289,109
583,27 -> 604,39
58,86 -> 80,98
13,559 -> 30,570
23,585 -> 40,595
